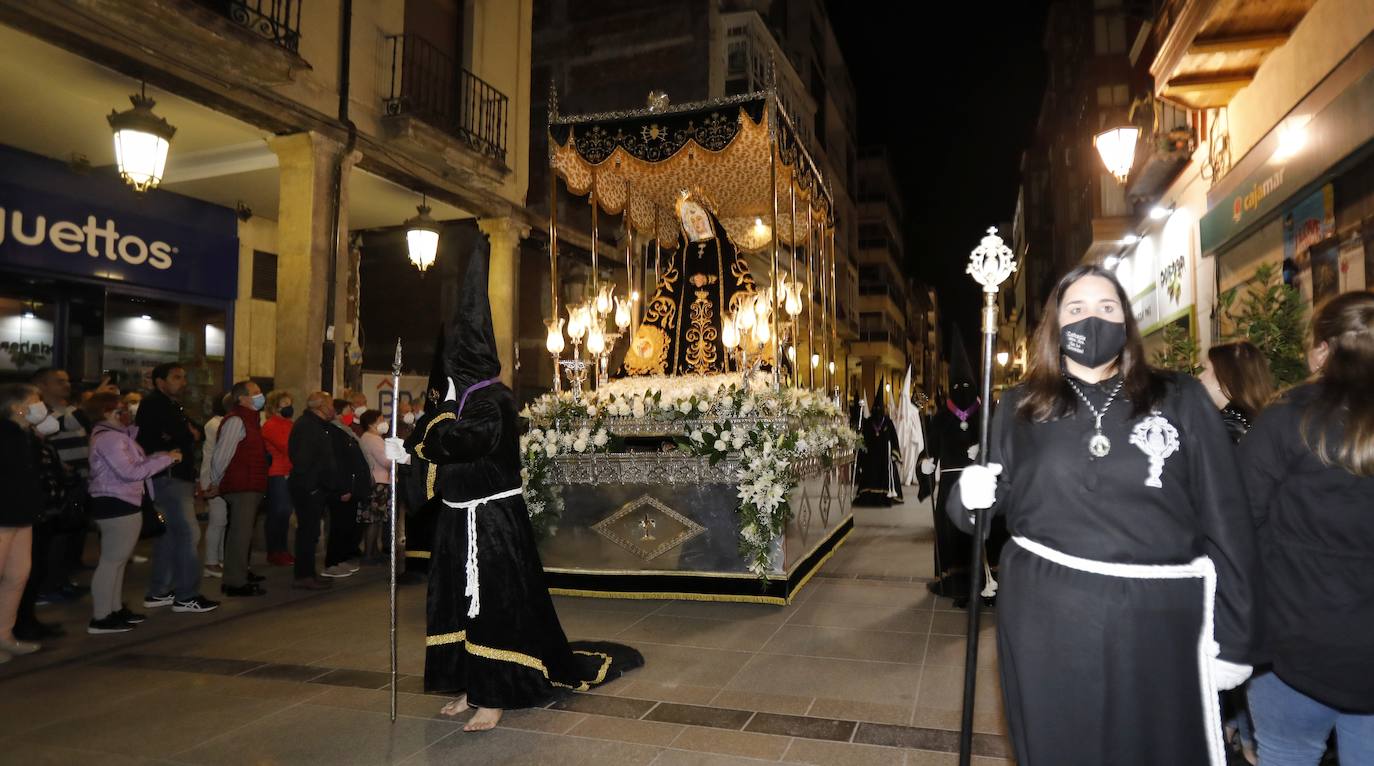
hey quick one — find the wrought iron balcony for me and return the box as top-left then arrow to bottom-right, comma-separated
197,0 -> 302,53
384,34 -> 509,164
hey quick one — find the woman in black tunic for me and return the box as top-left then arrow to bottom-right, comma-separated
391,239 -> 642,731
950,265 -> 1260,766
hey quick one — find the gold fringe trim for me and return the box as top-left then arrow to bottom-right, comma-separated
422,632 -> 612,692
426,630 -> 466,646
548,588 -> 787,606
405,551 -> 431,559
416,412 -> 456,501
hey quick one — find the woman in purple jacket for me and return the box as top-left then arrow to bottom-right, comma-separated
85,392 -> 180,634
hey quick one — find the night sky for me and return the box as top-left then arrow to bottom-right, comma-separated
827,2 -> 1051,356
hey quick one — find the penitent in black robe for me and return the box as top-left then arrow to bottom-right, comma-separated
854,409 -> 901,507
410,382 -> 643,708
948,373 -> 1260,766
921,402 -> 982,598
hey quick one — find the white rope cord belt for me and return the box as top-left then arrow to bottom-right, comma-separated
1011,536 -> 1225,766
443,487 -> 523,619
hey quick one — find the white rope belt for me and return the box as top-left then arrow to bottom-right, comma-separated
443,487 -> 523,619
1012,536 -> 1225,766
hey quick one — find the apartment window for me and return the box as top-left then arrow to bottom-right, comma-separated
251,251 -> 278,302
1094,15 -> 1127,54
1096,83 -> 1130,107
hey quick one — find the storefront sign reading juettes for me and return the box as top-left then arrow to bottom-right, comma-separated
0,145 -> 237,301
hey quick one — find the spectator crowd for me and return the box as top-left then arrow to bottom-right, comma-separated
0,362 -> 410,661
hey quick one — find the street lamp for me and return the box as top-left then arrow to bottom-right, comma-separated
403,201 -> 441,273
1093,126 -> 1140,184
107,83 -> 176,192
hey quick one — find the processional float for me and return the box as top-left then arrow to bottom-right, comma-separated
527,83 -> 857,603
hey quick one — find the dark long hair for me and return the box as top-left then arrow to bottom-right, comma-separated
1207,340 -> 1274,420
1301,291 -> 1374,476
1018,264 -> 1166,422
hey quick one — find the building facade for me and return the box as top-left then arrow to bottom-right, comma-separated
0,0 -> 533,418
526,0 -> 861,401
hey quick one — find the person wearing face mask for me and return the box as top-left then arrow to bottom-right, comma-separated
121,391 -> 142,420
357,410 -> 393,564
84,392 -> 180,634
261,391 -> 297,567
0,384 -> 52,661
345,392 -> 370,437
949,264 -> 1259,766
205,381 -> 269,597
1240,291 -> 1374,766
917,335 -> 989,604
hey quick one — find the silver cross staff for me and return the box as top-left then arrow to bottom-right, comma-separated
388,338 -> 402,723
957,228 -> 1017,766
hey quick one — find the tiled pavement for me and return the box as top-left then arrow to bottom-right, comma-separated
0,501 -> 1011,765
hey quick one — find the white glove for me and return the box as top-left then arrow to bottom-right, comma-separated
920,458 -> 936,476
1210,658 -> 1252,691
384,437 -> 412,465
967,444 -> 979,461
957,463 -> 1002,510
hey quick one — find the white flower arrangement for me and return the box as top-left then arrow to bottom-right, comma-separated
519,375 -> 858,579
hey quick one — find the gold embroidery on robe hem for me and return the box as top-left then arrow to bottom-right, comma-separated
684,287 -> 719,374
425,631 -> 613,691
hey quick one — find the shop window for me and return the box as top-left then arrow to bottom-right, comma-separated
252,250 -> 278,301
0,294 -> 56,379
102,293 -> 227,423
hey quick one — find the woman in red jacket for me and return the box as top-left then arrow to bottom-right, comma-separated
261,391 -> 296,567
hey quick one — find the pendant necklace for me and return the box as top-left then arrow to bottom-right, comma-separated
1067,378 -> 1124,458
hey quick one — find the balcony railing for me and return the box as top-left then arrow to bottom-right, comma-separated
198,0 -> 302,53
385,34 -> 509,164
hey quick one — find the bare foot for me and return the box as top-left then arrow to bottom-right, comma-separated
463,707 -> 502,732
439,695 -> 470,717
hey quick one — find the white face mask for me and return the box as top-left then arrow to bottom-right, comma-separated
354,406 -> 369,417
402,412 -> 416,425
377,421 -> 390,435
35,415 -> 61,436
24,402 -> 48,425
128,403 -> 140,417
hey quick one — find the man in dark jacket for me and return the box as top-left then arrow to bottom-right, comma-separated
288,391 -> 366,588
135,363 -> 217,613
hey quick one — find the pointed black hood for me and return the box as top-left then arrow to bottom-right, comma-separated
444,236 -> 502,396
423,322 -> 448,415
948,326 -> 978,410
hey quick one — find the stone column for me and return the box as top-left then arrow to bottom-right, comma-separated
477,217 -> 531,387
267,132 -> 356,400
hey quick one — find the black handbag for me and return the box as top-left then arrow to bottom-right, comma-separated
139,495 -> 167,539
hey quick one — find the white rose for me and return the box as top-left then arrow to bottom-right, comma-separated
586,405 -> 598,417
544,442 -> 559,458
678,401 -> 693,415
732,435 -> 745,450
632,402 -> 646,419
690,430 -> 704,444
573,438 -> 588,453
593,430 -> 610,447
714,439 -> 728,452
740,401 -> 755,416
697,400 -> 710,413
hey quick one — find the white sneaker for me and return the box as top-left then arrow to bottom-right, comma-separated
320,565 -> 355,578
143,592 -> 175,608
203,565 -> 224,578
345,560 -> 361,573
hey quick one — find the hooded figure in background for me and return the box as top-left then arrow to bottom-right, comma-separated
855,377 -> 902,507
394,324 -> 452,579
918,330 -> 988,604
393,238 -> 642,731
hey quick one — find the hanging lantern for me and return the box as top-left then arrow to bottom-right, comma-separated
107,84 -> 176,192
1093,126 -> 1140,184
403,202 -> 441,273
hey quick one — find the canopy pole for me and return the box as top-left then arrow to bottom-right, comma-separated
806,201 -> 816,390
768,104 -> 781,390
829,224 -> 838,399
788,178 -> 798,387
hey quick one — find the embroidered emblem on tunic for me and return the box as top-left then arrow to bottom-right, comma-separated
1129,413 -> 1180,488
